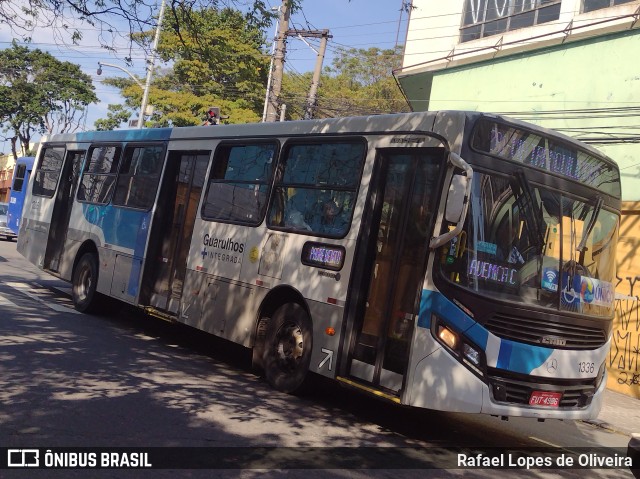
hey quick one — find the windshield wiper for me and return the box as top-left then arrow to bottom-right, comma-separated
509,170 -> 545,252
577,195 -> 603,253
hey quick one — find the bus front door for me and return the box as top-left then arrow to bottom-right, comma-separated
347,149 -> 444,395
145,151 -> 209,315
43,150 -> 84,273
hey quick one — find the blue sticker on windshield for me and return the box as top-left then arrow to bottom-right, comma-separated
477,241 -> 497,255
541,268 -> 559,292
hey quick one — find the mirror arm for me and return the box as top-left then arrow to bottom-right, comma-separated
430,152 -> 474,249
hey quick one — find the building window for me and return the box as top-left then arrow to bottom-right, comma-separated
461,0 -> 562,43
583,0 -> 635,13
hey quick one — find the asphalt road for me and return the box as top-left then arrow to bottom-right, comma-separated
0,239 -> 633,478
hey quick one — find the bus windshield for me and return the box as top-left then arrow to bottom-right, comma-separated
440,171 -> 618,318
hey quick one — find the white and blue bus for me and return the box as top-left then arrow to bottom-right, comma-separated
17,111 -> 621,420
7,156 -> 35,236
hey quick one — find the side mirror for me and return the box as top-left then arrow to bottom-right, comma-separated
430,152 -> 473,249
445,174 -> 467,223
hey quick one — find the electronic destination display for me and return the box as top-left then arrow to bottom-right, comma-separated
301,242 -> 346,271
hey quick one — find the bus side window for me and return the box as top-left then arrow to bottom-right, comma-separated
267,140 -> 365,237
201,142 -> 276,225
77,145 -> 122,204
113,146 -> 164,210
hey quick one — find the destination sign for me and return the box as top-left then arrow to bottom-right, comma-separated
301,242 -> 345,271
471,119 -> 621,197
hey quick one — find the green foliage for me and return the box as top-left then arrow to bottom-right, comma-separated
281,45 -> 410,120
0,1 -> 292,53
94,105 -> 133,131
97,6 -> 266,129
0,42 -> 98,158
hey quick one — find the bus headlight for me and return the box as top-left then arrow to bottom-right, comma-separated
438,325 -> 458,350
432,315 -> 486,379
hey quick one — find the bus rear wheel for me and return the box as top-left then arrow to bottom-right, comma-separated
263,303 -> 313,394
72,252 -> 100,313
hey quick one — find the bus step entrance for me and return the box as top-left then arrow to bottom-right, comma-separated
336,376 -> 401,404
143,306 -> 178,323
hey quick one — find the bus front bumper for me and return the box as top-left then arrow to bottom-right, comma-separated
409,346 -> 605,420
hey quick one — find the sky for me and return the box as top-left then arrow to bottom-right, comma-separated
0,0 -> 410,150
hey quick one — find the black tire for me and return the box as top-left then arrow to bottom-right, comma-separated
72,252 -> 100,313
263,303 -> 313,394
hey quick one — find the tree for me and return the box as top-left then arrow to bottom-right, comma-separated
96,6 -> 267,128
0,42 -> 98,158
281,45 -> 410,120
0,1 -> 299,58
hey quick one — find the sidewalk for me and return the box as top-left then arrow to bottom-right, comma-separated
589,388 -> 640,436
588,389 -> 640,477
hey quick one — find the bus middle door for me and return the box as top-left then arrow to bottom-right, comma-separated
144,151 -> 209,315
347,147 -> 445,396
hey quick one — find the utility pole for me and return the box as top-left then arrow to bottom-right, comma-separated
265,0 -> 290,123
295,29 -> 331,120
138,0 -> 166,129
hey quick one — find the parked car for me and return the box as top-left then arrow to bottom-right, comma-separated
0,202 -> 17,241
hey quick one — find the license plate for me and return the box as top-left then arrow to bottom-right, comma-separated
529,391 -> 562,407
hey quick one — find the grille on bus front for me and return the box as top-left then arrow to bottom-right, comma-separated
488,369 -> 603,408
484,313 -> 607,350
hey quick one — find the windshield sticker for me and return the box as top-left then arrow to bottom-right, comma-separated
541,268 -> 559,292
476,241 -> 497,255
561,274 -> 615,307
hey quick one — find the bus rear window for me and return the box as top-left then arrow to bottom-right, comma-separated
12,164 -> 27,192
33,148 -> 65,197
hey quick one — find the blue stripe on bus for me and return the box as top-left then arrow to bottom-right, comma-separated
417,290 -> 554,374
496,339 -> 553,374
83,204 -> 149,251
418,290 -> 488,349
127,212 -> 151,297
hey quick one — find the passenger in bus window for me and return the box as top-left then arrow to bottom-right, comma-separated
320,199 -> 345,235
285,190 -> 312,231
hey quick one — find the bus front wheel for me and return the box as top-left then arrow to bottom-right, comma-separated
263,303 -> 313,394
72,253 -> 100,313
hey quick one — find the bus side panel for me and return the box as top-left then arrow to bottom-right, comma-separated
18,186 -> 57,271
307,300 -> 343,379
178,258 -> 268,348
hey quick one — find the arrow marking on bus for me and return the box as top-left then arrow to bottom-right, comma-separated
6,282 -> 80,314
319,348 -> 333,371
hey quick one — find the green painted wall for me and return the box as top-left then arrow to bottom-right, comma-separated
425,31 -> 640,201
